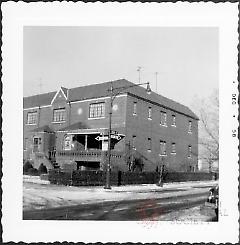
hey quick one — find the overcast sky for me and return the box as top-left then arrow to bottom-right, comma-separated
23,26 -> 218,108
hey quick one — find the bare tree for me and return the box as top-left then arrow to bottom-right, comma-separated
192,89 -> 219,167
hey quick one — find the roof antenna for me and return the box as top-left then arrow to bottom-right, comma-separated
137,66 -> 142,84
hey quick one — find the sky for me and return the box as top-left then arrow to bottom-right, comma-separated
23,26 -> 218,109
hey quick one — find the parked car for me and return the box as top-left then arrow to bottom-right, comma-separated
205,185 -> 219,217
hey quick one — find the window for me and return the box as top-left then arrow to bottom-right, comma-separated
89,102 -> 105,118
132,135 -> 136,150
24,138 -> 28,150
148,107 -> 152,119
188,120 -> 192,133
27,112 -> 37,125
171,143 -> 176,154
188,145 -> 192,158
172,115 -> 176,126
64,135 -> 72,150
160,111 -> 167,126
160,140 -> 167,156
53,108 -> 66,122
133,102 -> 137,115
33,137 -> 41,152
147,138 -> 152,152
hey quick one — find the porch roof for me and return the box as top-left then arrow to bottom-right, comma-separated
57,122 -> 107,134
31,125 -> 54,133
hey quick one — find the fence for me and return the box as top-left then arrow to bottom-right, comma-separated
48,170 -> 215,186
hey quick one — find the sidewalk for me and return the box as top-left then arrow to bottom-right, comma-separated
23,175 -> 217,211
23,175 -> 218,192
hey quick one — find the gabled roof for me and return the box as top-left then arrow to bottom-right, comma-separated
23,91 -> 56,108
23,79 -> 198,120
61,87 -> 68,99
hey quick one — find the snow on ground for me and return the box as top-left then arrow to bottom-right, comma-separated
23,175 -> 217,212
157,206 -> 216,222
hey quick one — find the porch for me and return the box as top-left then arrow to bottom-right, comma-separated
56,149 -> 124,171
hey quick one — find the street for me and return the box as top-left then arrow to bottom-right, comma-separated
23,177 -> 217,221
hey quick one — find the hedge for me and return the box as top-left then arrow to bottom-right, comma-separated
48,170 -> 215,186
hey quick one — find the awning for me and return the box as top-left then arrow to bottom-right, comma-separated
31,125 -> 54,133
57,122 -> 107,134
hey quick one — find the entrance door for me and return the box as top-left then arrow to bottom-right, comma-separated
33,137 -> 41,152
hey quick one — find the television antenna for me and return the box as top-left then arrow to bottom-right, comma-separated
137,66 -> 142,84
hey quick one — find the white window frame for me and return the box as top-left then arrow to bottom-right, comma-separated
159,140 -> 167,156
171,142 -> 176,154
133,102 -> 137,115
53,108 -> 66,123
171,115 -> 176,127
64,135 -> 72,150
132,135 -> 136,150
160,111 -> 167,126
188,120 -> 192,133
188,145 -> 192,158
148,107 -> 152,120
147,138 -> 152,152
27,111 -> 37,125
89,102 -> 105,119
32,136 -> 41,152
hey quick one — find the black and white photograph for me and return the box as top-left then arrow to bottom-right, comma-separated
22,26 -> 219,222
2,2 -> 239,243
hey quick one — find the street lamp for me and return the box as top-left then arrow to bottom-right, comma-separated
104,81 -> 151,189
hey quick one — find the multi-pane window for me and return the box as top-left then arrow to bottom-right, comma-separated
89,102 -> 105,118
172,115 -> 176,127
147,138 -> 152,151
188,145 -> 192,158
133,102 -> 137,115
171,143 -> 176,154
27,112 -> 37,125
132,135 -> 136,150
160,140 -> 167,156
148,107 -> 152,119
160,111 -> 167,126
53,108 -> 66,122
188,120 -> 192,133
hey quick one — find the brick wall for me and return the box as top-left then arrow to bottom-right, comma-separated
24,90 -> 198,174
124,94 -> 198,172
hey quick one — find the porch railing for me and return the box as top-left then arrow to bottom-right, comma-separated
56,150 -> 123,160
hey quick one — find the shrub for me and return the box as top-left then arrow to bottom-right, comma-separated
28,168 -> 39,176
23,161 -> 33,173
38,163 -> 48,174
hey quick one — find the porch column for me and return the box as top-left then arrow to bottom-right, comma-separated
85,134 -> 88,150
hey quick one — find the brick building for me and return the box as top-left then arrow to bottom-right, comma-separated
23,79 -> 198,172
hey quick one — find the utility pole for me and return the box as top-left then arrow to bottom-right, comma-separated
137,66 -> 142,84
155,72 -> 158,93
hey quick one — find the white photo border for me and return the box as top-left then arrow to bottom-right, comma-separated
2,2 -> 239,243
